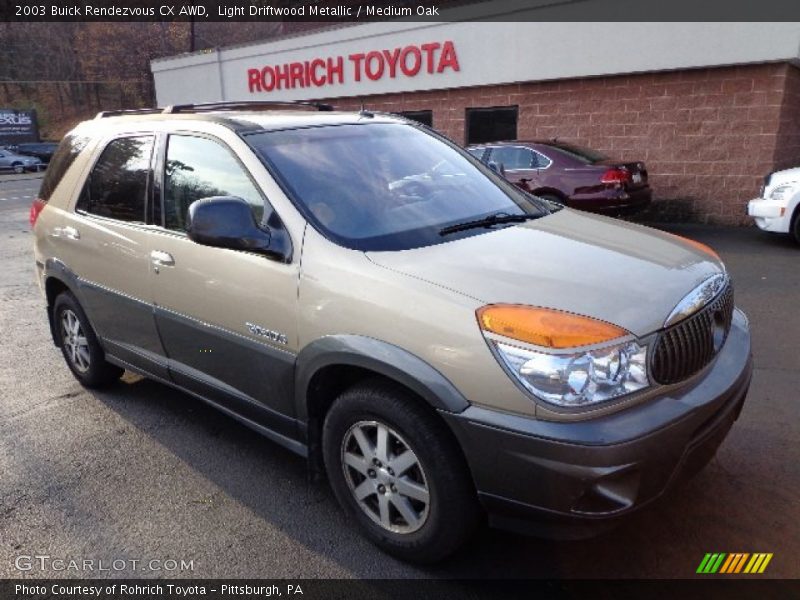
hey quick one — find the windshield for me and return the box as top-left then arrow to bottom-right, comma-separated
546,142 -> 608,164
247,123 -> 548,251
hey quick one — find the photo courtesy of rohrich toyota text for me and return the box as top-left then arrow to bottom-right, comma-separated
1,0 -> 799,598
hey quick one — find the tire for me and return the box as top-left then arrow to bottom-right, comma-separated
12,162 -> 24,174
792,209 -> 800,245
53,292 -> 124,388
323,379 -> 480,563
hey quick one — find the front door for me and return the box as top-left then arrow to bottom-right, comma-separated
148,133 -> 300,438
488,145 -> 539,192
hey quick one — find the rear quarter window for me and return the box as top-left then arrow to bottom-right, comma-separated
38,134 -> 90,202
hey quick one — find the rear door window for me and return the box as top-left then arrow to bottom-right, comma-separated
78,136 -> 154,223
38,134 -> 90,202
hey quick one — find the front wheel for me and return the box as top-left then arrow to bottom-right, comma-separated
53,292 -> 123,388
323,380 -> 480,563
792,209 -> 800,245
12,162 -> 24,174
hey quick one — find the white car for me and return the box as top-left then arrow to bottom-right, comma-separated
747,167 -> 800,244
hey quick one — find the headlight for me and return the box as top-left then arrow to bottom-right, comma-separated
768,184 -> 794,202
493,340 -> 649,407
478,305 -> 650,407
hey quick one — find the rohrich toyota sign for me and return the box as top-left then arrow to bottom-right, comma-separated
247,41 -> 460,94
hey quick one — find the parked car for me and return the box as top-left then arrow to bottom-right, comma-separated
747,167 -> 800,244
32,104 -> 751,562
8,141 -> 59,164
467,140 -> 652,214
0,148 -> 42,173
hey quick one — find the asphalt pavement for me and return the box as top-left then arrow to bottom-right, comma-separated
1,173 -> 798,579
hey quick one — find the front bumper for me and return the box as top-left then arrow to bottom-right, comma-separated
442,308 -> 752,538
747,197 -> 789,233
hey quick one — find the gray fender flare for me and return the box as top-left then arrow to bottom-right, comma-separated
42,258 -> 84,345
294,335 -> 471,420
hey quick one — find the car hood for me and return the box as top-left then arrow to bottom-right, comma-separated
366,209 -> 725,337
765,167 -> 800,191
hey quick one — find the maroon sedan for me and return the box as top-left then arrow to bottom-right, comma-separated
466,140 -> 652,214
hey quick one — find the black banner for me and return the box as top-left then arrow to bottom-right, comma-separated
3,0 -> 800,22
2,580 -> 800,600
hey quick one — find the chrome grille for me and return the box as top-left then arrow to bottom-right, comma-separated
652,283 -> 734,385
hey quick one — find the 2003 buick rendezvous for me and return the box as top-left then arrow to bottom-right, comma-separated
32,102 -> 752,562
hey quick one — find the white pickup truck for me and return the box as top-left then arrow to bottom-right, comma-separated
748,168 -> 800,244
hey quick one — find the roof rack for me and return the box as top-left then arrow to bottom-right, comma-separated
94,108 -> 165,119
161,100 -> 335,114
95,101 -> 336,119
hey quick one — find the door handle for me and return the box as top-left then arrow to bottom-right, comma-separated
54,226 -> 80,240
150,250 -> 175,268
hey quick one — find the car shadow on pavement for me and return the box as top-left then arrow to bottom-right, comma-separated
85,373 -> 712,579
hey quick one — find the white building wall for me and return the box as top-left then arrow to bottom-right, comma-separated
152,11 -> 800,105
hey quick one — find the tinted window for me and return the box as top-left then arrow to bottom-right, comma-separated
490,146 -> 533,170
249,123 -> 548,252
466,106 -> 518,144
80,136 -> 153,222
164,135 -> 264,232
545,142 -> 608,164
39,134 -> 90,202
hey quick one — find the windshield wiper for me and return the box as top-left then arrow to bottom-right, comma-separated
439,212 -> 541,236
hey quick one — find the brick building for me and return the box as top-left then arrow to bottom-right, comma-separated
152,15 -> 800,224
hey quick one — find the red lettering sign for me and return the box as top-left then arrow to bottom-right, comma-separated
247,41 -> 459,94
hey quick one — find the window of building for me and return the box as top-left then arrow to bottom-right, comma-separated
163,135 -> 265,231
79,136 -> 154,222
466,106 -> 518,145
398,110 -> 433,127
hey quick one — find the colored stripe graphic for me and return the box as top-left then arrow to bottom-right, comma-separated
720,553 -> 749,573
697,553 -> 727,573
699,553 -> 773,574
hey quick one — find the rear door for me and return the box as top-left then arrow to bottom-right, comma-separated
148,132 -> 300,438
58,133 -> 168,378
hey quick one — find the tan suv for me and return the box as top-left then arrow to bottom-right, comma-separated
32,102 -> 752,562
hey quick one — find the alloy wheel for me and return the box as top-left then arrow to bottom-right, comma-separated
61,309 -> 90,373
341,420 -> 430,534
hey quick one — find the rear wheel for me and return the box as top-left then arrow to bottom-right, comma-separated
12,162 -> 24,174
54,292 -> 123,388
322,380 -> 480,563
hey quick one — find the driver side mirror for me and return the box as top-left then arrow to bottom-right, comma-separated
186,196 -> 291,263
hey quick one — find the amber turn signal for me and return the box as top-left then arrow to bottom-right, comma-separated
477,305 -> 629,349
667,233 -> 720,261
